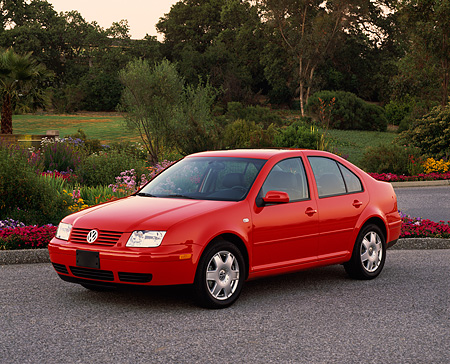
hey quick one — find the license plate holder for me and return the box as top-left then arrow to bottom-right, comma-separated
76,250 -> 100,269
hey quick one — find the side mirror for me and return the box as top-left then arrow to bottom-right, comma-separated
262,191 -> 290,205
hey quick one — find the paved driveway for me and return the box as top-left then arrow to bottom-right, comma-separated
1,249 -> 449,363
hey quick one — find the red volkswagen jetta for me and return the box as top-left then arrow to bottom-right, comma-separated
49,149 -> 401,308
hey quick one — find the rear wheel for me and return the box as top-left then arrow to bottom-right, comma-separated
194,240 -> 245,309
344,224 -> 386,280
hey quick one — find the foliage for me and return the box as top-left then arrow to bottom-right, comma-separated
0,142 -> 69,225
0,48 -> 53,133
395,0 -> 450,106
80,71 -> 123,111
119,59 -> 183,164
306,90 -> 387,131
225,102 -> 282,127
222,119 -> 276,149
0,225 -> 57,250
360,144 -> 422,175
397,103 -> 450,159
385,97 -> 414,126
75,150 -> 146,187
274,121 -> 322,150
175,80 -> 219,155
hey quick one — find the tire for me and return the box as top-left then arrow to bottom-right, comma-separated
344,224 -> 386,280
194,240 -> 245,309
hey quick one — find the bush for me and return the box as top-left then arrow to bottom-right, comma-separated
360,144 -> 423,175
222,119 -> 276,149
274,121 -> 323,149
0,143 -> 70,225
397,103 -> 450,159
75,150 -> 146,187
306,90 -> 387,131
384,97 -> 414,126
226,102 -> 282,127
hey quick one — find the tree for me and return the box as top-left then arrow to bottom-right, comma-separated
258,0 -> 380,115
394,0 -> 450,106
119,59 -> 183,164
0,48 -> 52,134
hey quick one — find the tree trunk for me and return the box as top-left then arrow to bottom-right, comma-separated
1,94 -> 13,134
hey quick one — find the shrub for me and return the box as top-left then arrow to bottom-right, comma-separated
397,103 -> 450,159
222,119 -> 276,149
226,102 -> 282,127
385,97 -> 414,126
360,144 -> 423,175
0,143 -> 70,225
274,121 -> 323,149
306,91 -> 387,131
75,150 -> 146,187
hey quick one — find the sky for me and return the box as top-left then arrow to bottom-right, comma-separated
47,0 -> 178,39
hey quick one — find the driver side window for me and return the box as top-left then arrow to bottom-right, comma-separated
261,158 -> 309,202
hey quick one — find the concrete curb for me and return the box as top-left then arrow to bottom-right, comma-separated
1,238 -> 449,265
391,179 -> 450,188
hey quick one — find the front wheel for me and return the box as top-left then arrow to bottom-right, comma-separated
194,240 -> 245,309
344,224 -> 386,280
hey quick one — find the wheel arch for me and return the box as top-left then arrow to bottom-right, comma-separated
206,233 -> 250,280
360,217 -> 387,243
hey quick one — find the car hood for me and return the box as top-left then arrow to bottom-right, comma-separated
64,196 -> 235,232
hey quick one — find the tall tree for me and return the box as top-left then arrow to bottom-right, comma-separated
258,0 -> 378,114
395,0 -> 450,106
0,48 -> 52,134
118,59 -> 183,164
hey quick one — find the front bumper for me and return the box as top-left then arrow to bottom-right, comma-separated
48,238 -> 199,286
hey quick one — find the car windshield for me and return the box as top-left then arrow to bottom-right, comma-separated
138,157 -> 266,201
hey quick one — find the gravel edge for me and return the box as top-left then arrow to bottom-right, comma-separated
1,238 -> 449,265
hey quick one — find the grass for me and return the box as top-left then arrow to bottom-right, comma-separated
12,113 -> 141,144
12,112 -> 398,164
327,129 -> 397,165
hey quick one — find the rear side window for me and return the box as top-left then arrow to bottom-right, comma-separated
308,157 -> 363,198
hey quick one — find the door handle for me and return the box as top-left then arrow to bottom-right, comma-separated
352,200 -> 363,208
305,207 -> 317,216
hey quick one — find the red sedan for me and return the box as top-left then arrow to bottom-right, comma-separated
49,149 -> 401,308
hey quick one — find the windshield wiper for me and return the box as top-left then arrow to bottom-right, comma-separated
135,192 -> 155,197
163,194 -> 194,199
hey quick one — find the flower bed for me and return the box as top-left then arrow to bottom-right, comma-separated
400,213 -> 450,239
369,172 -> 450,182
0,223 -> 57,250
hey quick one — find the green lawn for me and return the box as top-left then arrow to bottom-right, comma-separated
12,112 -> 398,164
12,113 -> 141,144
327,129 -> 397,165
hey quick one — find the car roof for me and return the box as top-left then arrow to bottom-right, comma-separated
187,149 -> 309,160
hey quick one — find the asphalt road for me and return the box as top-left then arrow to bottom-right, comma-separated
395,186 -> 450,222
1,250 -> 449,364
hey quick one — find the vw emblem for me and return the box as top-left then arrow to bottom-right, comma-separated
86,230 -> 99,244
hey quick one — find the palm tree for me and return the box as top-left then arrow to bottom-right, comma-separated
0,48 -> 52,134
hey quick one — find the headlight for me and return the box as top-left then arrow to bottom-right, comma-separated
126,231 -> 166,248
56,222 -> 72,241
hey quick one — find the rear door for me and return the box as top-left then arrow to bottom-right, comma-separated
307,156 -> 369,259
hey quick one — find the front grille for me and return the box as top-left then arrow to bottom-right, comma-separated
69,266 -> 114,281
70,228 -> 122,246
53,263 -> 69,274
118,272 -> 152,283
